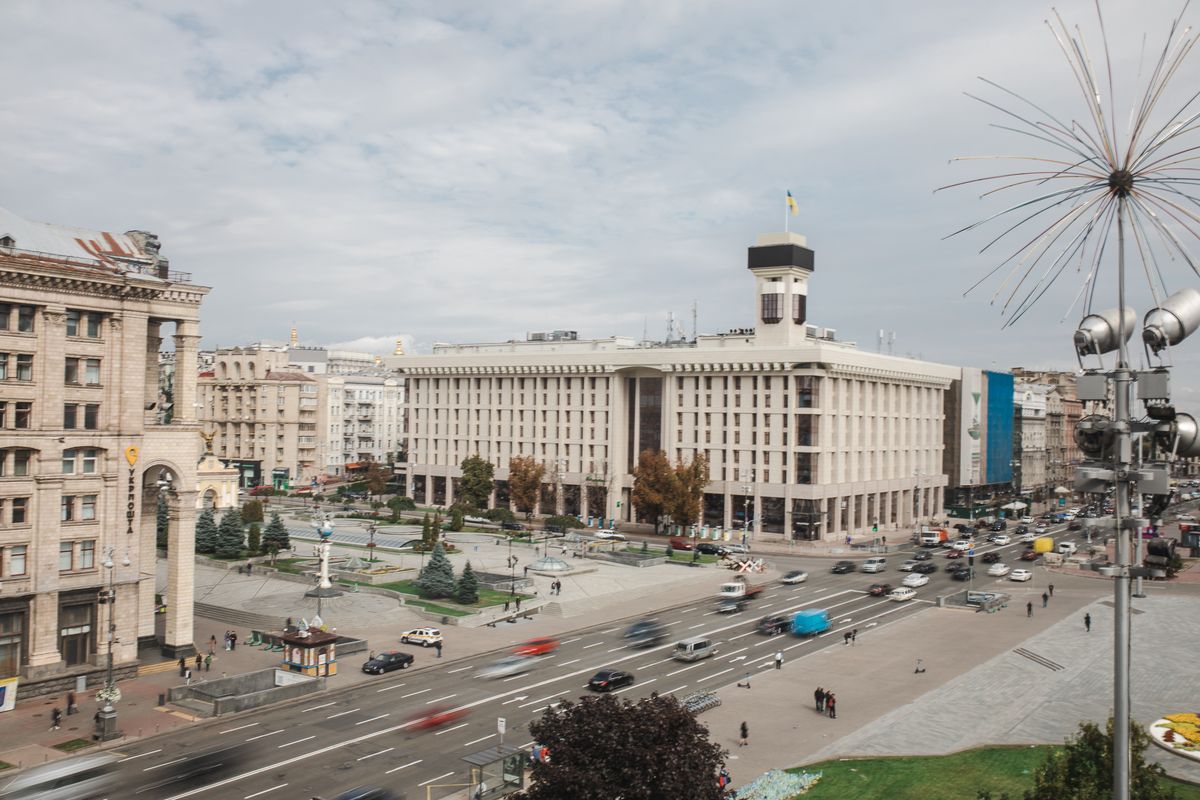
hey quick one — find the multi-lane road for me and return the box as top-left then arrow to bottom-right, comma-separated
115,521 -> 1086,799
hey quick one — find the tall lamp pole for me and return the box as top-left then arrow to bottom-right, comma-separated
741,484 -> 752,548
95,549 -> 130,741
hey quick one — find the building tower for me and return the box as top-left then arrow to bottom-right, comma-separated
748,232 -> 815,347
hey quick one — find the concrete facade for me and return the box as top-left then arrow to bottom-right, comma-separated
390,232 -> 960,543
0,207 -> 208,693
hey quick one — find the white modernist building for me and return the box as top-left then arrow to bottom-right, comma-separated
390,232 -> 961,543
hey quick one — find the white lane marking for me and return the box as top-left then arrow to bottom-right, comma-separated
419,772 -> 455,787
702,610 -> 722,617
376,683 -> 408,692
720,647 -> 748,659
599,626 -> 621,634
356,747 -> 393,761
667,662 -> 705,677
327,708 -> 360,719
730,631 -> 757,640
615,678 -> 653,694
220,723 -> 260,734
678,607 -> 696,613
118,749 -> 162,763
606,645 -> 625,653
698,668 -> 734,683
434,722 -> 470,736
245,785 -> 287,799
145,757 -> 187,771
446,665 -> 473,674
664,684 -> 688,695
662,620 -> 684,626
688,622 -> 707,629
356,714 -> 390,725
557,658 -> 580,667
463,733 -> 497,747
278,736 -> 316,748
425,694 -> 457,704
386,759 -> 423,774
639,657 -> 673,669
246,730 -> 284,742
300,702 -> 336,713
501,696 -> 528,705
759,603 -> 776,610
400,688 -> 430,699
582,641 -> 604,649
519,690 -> 569,708
762,593 -> 779,599
560,637 -> 582,644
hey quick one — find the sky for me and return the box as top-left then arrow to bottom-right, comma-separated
4,0 -> 1200,404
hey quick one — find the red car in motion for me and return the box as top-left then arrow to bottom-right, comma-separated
408,706 -> 469,731
514,637 -> 560,657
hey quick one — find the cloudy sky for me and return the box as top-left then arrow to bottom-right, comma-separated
4,0 -> 1200,397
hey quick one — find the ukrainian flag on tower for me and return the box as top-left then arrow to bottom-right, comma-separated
786,190 -> 798,215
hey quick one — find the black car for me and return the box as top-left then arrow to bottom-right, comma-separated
501,521 -> 524,531
914,562 -> 938,574
543,524 -> 565,534
990,520 -> 1007,531
951,568 -> 975,581
831,561 -> 856,574
1015,524 -> 1029,534
981,551 -> 1001,564
362,651 -> 414,674
945,560 -> 967,572
756,614 -> 789,636
953,523 -> 972,533
588,669 -> 635,692
623,619 -> 667,648
696,542 -> 725,555
868,583 -> 892,597
912,550 -> 932,561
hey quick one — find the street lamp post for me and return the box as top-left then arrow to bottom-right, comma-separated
741,484 -> 752,548
95,548 -> 130,741
366,522 -> 377,563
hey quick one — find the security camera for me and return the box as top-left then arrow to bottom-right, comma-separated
1074,307 -> 1136,357
1143,288 -> 1200,354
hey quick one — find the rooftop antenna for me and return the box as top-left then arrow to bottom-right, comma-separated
692,300 -> 698,342
888,331 -> 896,355
666,311 -> 675,343
642,317 -> 647,345
877,329 -> 884,353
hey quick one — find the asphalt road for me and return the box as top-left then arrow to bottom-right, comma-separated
111,520 -> 1091,800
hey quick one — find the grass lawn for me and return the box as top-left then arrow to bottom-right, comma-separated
793,747 -> 1200,800
375,579 -> 530,617
52,739 -> 94,753
0,760 -> 12,771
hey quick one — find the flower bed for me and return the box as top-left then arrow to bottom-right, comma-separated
1151,714 -> 1200,762
735,769 -> 822,799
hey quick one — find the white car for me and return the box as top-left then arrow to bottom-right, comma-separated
476,655 -> 536,680
780,570 -> 808,585
990,534 -> 1010,546
1020,516 -> 1034,524
594,529 -> 625,540
899,560 -> 919,572
1021,532 -> 1039,543
1034,524 -> 1049,534
465,515 -> 490,525
399,627 -> 443,647
901,573 -> 929,588
1009,569 -> 1033,582
951,539 -> 972,552
987,563 -> 1011,577
887,587 -> 916,602
1177,513 -> 1196,522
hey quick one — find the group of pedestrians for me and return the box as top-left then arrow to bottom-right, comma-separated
1026,584 -> 1055,617
223,630 -> 239,651
842,628 -> 858,646
813,686 -> 836,718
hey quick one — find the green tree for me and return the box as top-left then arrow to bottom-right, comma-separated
514,693 -> 727,800
456,561 -> 480,605
668,454 -> 709,529
247,523 -> 262,555
1026,718 -> 1176,800
459,455 -> 495,510
421,513 -> 433,547
194,507 -> 218,554
632,449 -> 673,534
387,495 -> 416,521
365,461 -> 389,501
156,495 -> 170,549
262,512 -> 290,552
509,455 -> 546,515
215,508 -> 245,558
416,543 -> 457,599
241,499 -> 264,524
450,507 -> 465,532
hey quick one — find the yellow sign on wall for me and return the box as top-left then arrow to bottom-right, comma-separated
124,446 -> 139,466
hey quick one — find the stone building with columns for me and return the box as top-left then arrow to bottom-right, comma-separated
390,232 -> 961,543
0,207 -> 207,696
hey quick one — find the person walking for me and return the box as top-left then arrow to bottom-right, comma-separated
1041,592 -> 1049,608
515,597 -> 522,611
1048,583 -> 1055,597
196,653 -> 203,672
51,707 -> 62,730
1026,601 -> 1033,618
66,690 -> 77,715
435,640 -> 443,659
843,631 -> 851,646
738,721 -> 748,747
230,631 -> 238,651
1084,612 -> 1092,632
224,631 -> 231,652
204,654 -> 212,672
826,693 -> 836,719
246,560 -> 253,575
774,651 -> 783,670
178,657 -> 187,677
815,687 -> 825,712
209,634 -> 217,655
851,629 -> 858,645
185,668 -> 192,685
504,600 -> 511,613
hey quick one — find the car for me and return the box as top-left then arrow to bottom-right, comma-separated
721,543 -> 751,556
464,515 -> 490,526
1021,516 -> 1034,524
514,637 -> 560,656
715,598 -> 747,614
669,537 -> 694,551
912,549 -> 932,561
543,523 -> 566,534
951,539 -> 972,552
588,669 -> 635,692
780,569 -> 808,584
887,587 -> 917,602
594,529 -> 625,540
831,560 -> 856,574
331,788 -> 402,800
477,655 -> 536,680
951,567 -> 974,581
913,562 -> 938,574
1062,513 -> 1076,521
987,563 -> 1011,576
1009,568 -> 1033,581
902,573 -> 929,588
944,549 -> 963,559
501,521 -> 525,531
1068,521 -> 1083,530
953,523 -> 973,533
1177,513 -> 1197,522
1021,532 -> 1039,543
990,534 -> 1010,545
407,706 -> 469,731
697,542 -> 725,555
1020,550 -> 1041,561
868,583 -> 893,597
945,559 -> 967,572
1014,525 -> 1029,535
756,614 -> 790,635
899,560 -> 919,572
362,651 -> 414,674
1034,524 -> 1049,534
399,627 -> 443,647
623,619 -> 667,648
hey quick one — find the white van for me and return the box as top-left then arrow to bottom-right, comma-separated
0,754 -> 118,800
861,557 -> 887,573
887,587 -> 916,602
1058,541 -> 1078,555
673,636 -> 718,662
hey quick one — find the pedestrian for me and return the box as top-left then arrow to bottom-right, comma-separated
246,560 -> 253,575
224,631 -> 231,652
826,693 -> 836,719
208,635 -> 217,655
815,687 -> 825,712
66,690 -> 77,715
1041,592 -> 1049,608
774,651 -> 783,670
738,721 -> 748,747
515,597 -> 522,611
1084,612 -> 1092,632
230,631 -> 238,650
1027,601 -> 1033,618
178,656 -> 186,676
718,767 -> 731,790
843,631 -> 851,646
435,640 -> 443,659
504,600 -> 510,613
1048,583 -> 1054,597
51,707 -> 62,730
196,653 -> 203,671
846,534 -> 852,546
851,629 -> 858,645
185,669 -> 192,685
523,566 -> 529,577
204,654 -> 212,672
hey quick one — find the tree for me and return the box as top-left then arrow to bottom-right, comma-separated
262,513 -> 291,552
509,455 -> 546,515
668,454 -> 710,530
215,509 -> 245,558
1026,718 -> 1176,800
514,693 -> 727,800
156,495 -> 170,549
387,495 -> 415,521
456,561 -> 480,605
450,507 -> 465,532
194,508 -> 218,554
459,454 -> 495,510
247,523 -> 262,555
241,499 -> 264,524
364,461 -> 389,501
632,450 -> 673,534
416,543 -> 457,599
421,513 -> 433,547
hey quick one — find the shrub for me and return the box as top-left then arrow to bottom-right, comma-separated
544,514 -> 586,530
485,507 -> 516,524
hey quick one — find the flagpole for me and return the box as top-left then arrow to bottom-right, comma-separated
784,192 -> 789,234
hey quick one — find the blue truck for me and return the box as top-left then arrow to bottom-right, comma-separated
791,609 -> 831,637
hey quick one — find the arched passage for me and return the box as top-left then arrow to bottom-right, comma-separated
139,461 -> 197,657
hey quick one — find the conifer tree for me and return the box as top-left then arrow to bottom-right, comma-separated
456,561 -> 480,605
262,513 -> 290,552
195,507 -> 218,554
215,508 -> 245,558
416,543 -> 456,599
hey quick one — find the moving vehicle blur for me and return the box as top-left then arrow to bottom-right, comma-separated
477,655 -> 536,680
0,753 -> 117,800
408,706 -> 469,731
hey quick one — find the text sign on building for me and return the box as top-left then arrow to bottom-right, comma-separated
125,446 -> 140,536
